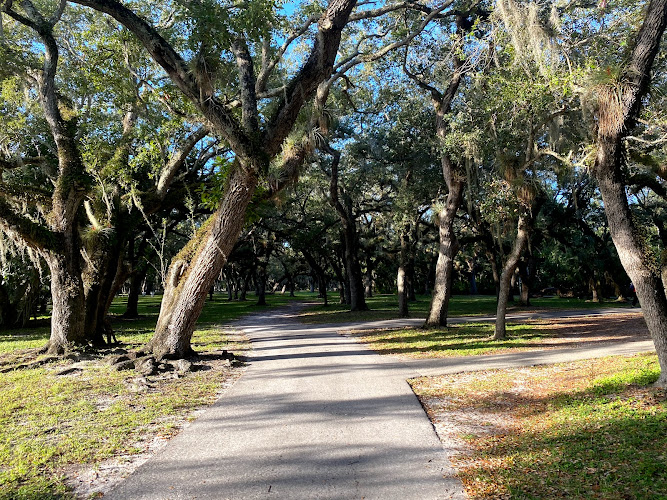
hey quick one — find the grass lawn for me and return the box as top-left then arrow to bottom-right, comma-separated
298,294 -> 632,324
0,292 -> 303,354
355,323 -> 553,358
353,312 -> 648,359
0,292 -> 299,499
410,353 -> 667,499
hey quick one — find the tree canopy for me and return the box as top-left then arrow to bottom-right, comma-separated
1,0 -> 667,383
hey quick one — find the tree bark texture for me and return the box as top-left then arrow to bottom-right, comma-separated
425,178 -> 464,327
327,144 -> 368,311
590,0 -> 667,385
146,167 -> 258,358
343,225 -> 368,311
494,212 -> 531,340
46,252 -> 86,354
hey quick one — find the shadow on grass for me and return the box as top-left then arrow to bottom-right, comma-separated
456,369 -> 666,499
358,324 -> 558,356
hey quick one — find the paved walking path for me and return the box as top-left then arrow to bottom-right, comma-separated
107,305 -> 653,500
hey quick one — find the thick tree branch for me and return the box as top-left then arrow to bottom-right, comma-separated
69,0 -> 254,160
263,0 -> 358,157
0,196 -> 57,250
231,39 -> 259,133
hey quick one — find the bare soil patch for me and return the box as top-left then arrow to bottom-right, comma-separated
528,311 -> 649,347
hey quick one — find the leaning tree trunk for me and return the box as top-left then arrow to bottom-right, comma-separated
425,178 -> 465,327
494,213 -> 531,340
589,0 -> 667,386
145,167 -> 258,359
595,137 -> 667,385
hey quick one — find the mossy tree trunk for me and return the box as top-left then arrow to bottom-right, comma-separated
146,167 -> 258,358
589,0 -> 667,386
70,0 -> 358,358
0,6 -> 91,354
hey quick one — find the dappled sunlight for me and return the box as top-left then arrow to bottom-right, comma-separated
411,354 -> 666,499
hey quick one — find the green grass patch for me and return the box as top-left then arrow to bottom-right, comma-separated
298,294 -> 632,324
410,354 -> 667,499
0,359 -> 233,499
0,292 -> 299,498
356,323 -> 551,358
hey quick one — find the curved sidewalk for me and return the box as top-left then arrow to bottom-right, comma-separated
107,305 -> 465,499
106,305 -> 653,499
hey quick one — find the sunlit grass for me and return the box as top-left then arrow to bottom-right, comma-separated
356,323 -> 551,358
410,353 -> 666,499
299,294 -> 632,324
0,291 -> 299,498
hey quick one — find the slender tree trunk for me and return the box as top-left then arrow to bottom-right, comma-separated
518,259 -> 531,306
398,228 -> 410,318
589,277 -> 601,303
326,144 -> 368,312
331,257 -> 347,304
256,269 -> 267,306
319,275 -> 328,305
494,213 -> 531,340
365,257 -> 374,298
145,167 -> 258,359
343,226 -> 368,311
425,179 -> 465,327
84,239 -> 125,346
227,278 -> 234,301
125,263 -> 147,318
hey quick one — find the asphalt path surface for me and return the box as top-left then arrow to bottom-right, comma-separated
106,304 -> 653,500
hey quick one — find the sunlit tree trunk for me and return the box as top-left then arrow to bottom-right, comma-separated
425,177 -> 465,327
145,167 -> 258,358
46,251 -> 87,354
